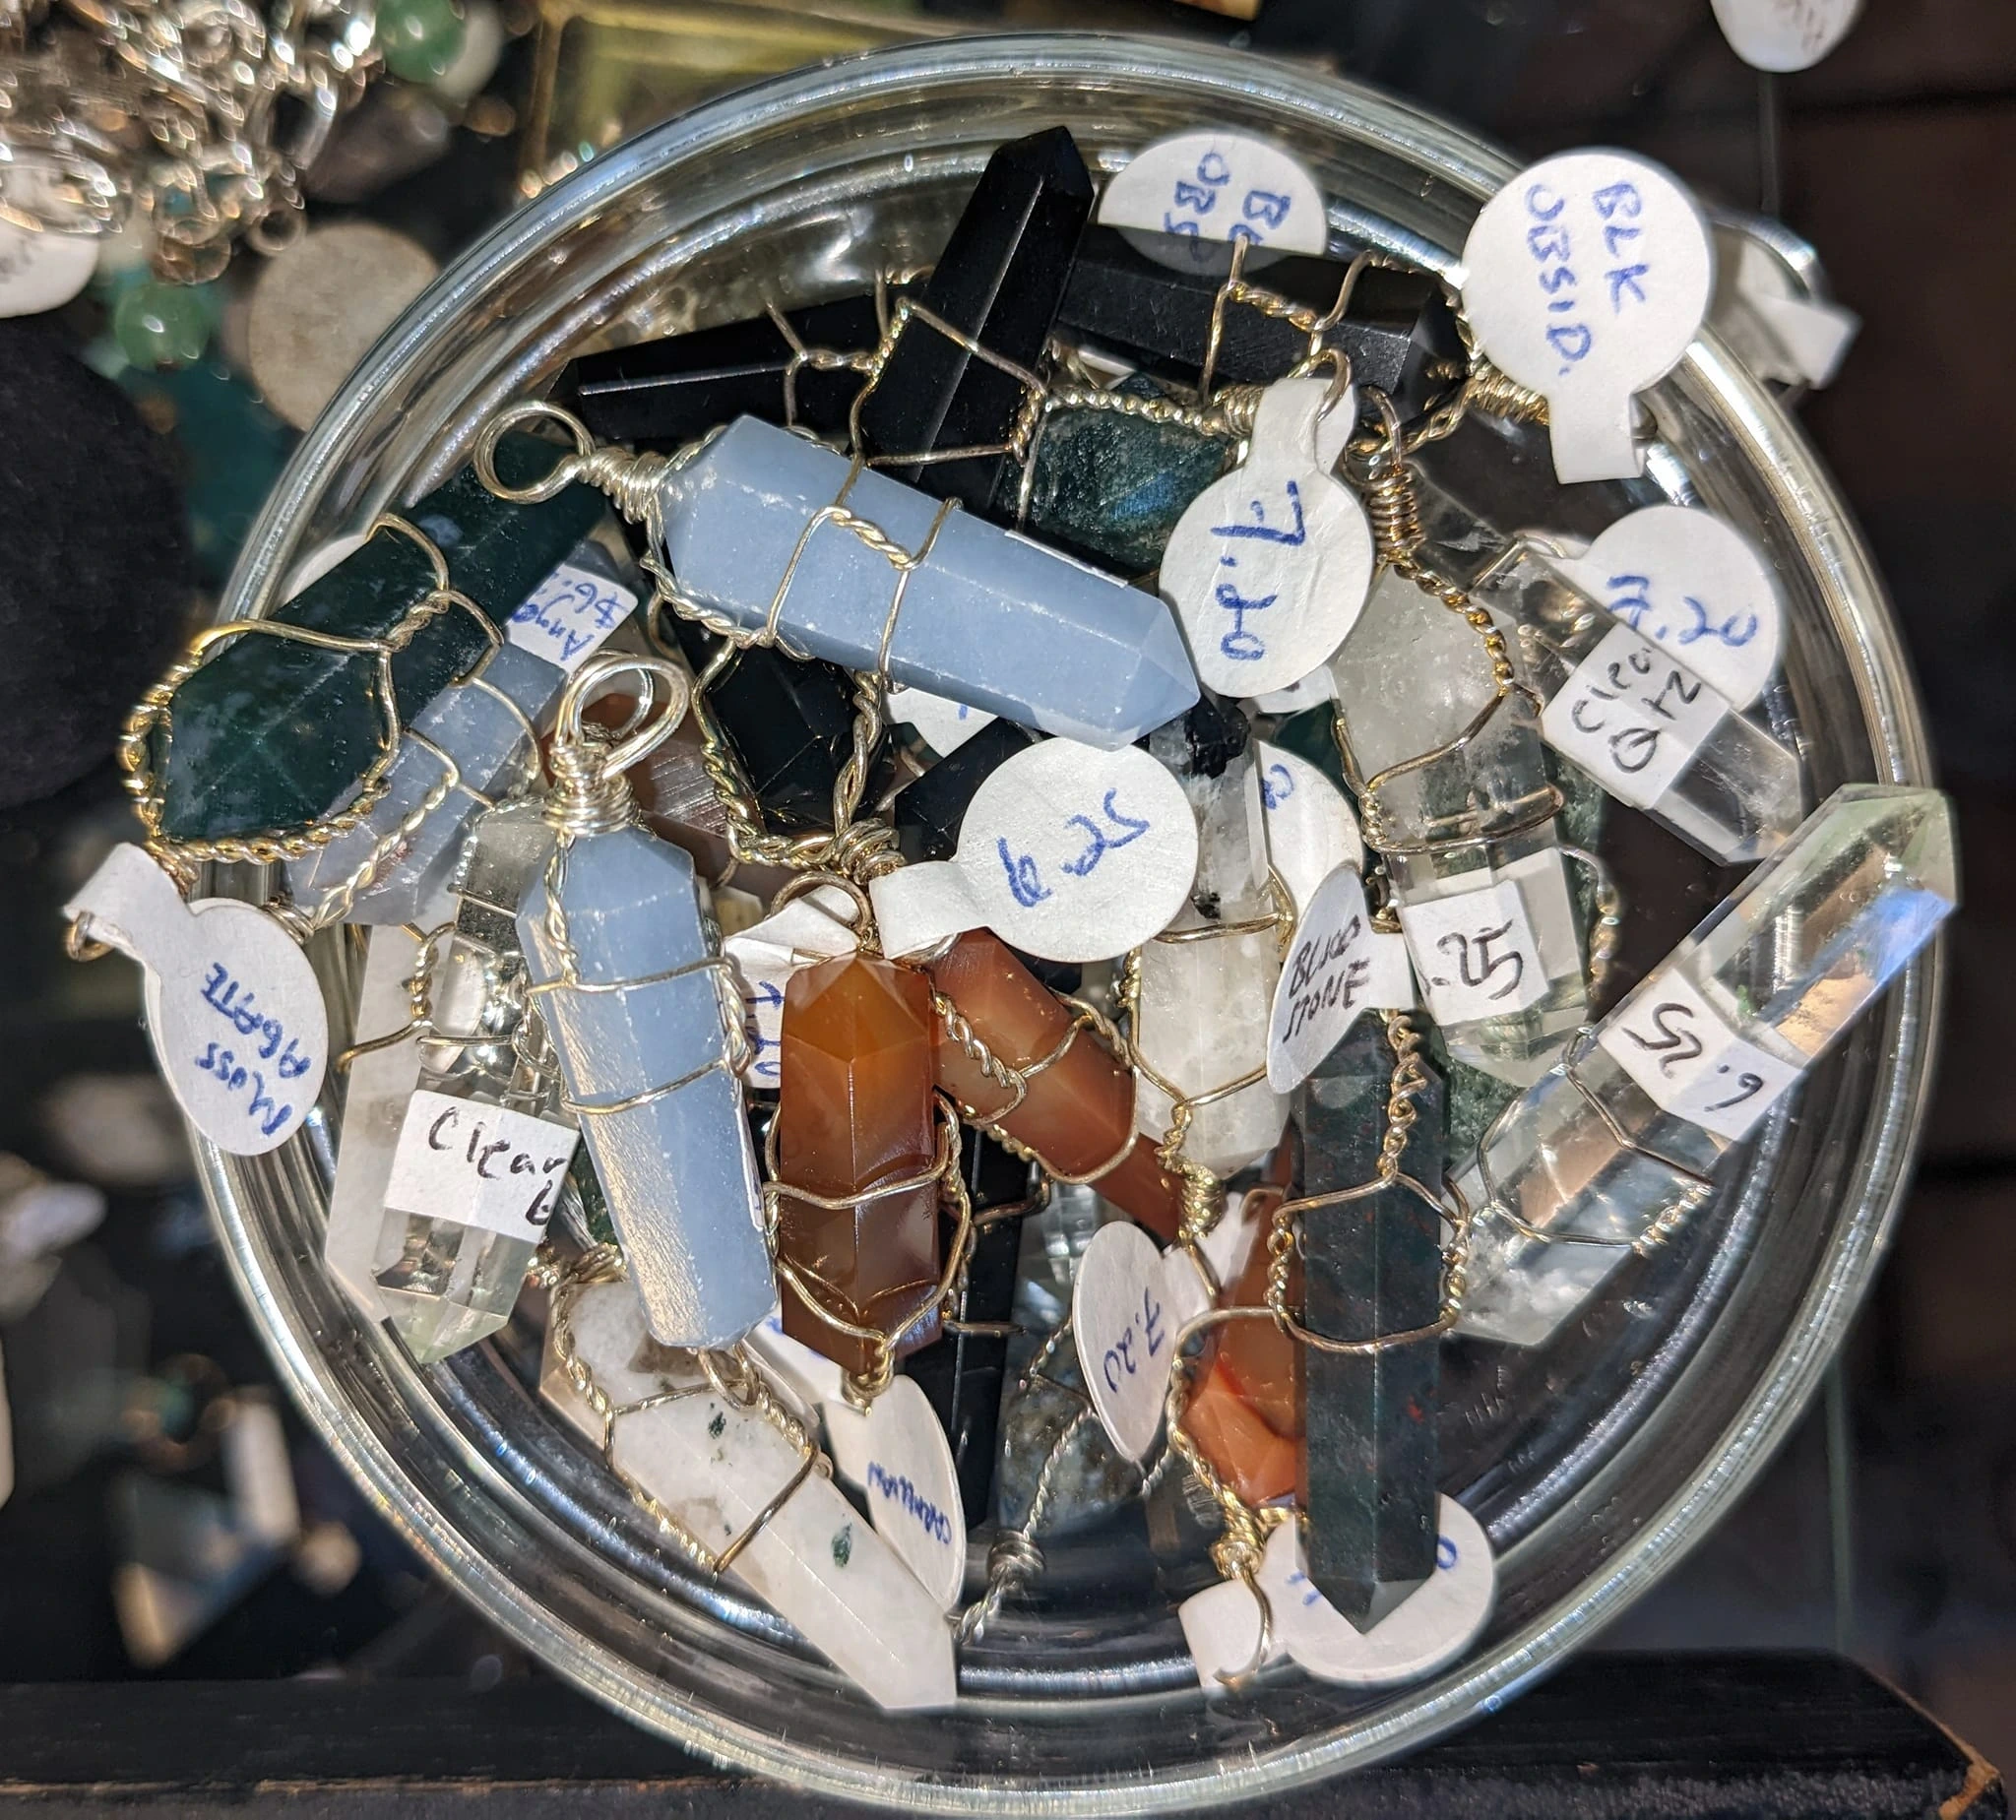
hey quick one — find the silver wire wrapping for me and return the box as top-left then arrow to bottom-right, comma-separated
540,1245 -> 833,1580
0,0 -> 396,280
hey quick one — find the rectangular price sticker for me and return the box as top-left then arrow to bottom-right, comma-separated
1598,971 -> 1802,1142
506,561 -> 639,674
384,1089 -> 580,1239
1542,620 -> 1728,809
1398,876 -> 1550,1024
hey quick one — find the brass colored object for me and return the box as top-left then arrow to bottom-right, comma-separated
519,0 -> 951,198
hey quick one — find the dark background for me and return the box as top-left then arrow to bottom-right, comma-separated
0,0 -> 2010,1782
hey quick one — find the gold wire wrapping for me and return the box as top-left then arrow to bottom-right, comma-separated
1470,1025 -> 1715,1260
763,1098 -> 975,1404
541,1244 -> 833,1580
927,984 -> 1146,1193
119,511 -> 510,888
1334,397 -> 1564,859
1155,1008 -> 1474,1681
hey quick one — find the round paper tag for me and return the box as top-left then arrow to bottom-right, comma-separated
0,220 -> 97,319
852,1376 -> 967,1612
1161,380 -> 1373,698
1256,741 -> 1362,915
887,684 -> 996,755
1564,505 -> 1781,709
1269,1496 -> 1495,1687
1073,1222 -> 1175,1464
68,846 -> 328,1158
1101,129 -> 1327,275
1711,0 -> 1859,71
1461,152 -> 1713,484
1265,863 -> 1382,1093
141,901 -> 329,1157
950,737 -> 1198,964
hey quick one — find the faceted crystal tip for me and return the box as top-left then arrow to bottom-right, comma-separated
991,124 -> 1095,200
1832,784 -> 1958,906
1111,602 -> 1203,747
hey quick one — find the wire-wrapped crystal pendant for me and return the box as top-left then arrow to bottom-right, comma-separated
1457,784 -> 1956,1346
1132,701 -> 1290,1176
370,795 -> 564,1361
147,435 -> 602,847
516,655 -> 773,1349
772,953 -> 944,1381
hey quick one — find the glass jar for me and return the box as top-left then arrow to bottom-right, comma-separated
201,34 -> 1939,1811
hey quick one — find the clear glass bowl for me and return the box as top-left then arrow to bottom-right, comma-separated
199,34 -> 1940,1812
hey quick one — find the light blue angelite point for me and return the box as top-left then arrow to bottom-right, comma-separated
288,640 -> 562,926
518,824 -> 772,1349
658,417 -> 1198,748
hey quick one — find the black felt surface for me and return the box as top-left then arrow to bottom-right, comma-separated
0,1654 -> 1998,1817
0,321 -> 189,810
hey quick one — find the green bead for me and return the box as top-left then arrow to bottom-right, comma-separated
378,0 -> 467,83
157,434 -> 603,844
1011,375 -> 1232,575
113,280 -> 213,370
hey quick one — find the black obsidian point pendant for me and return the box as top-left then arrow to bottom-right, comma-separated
857,126 -> 1095,511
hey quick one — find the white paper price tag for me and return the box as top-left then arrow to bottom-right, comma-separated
1101,129 -> 1327,274
1398,875 -> 1550,1024
1598,970 -> 1802,1143
1161,381 -> 1372,699
0,220 -> 96,318
505,560 -> 638,674
1712,0 -> 1859,71
887,685 -> 994,755
748,1306 -> 848,1425
67,845 -> 328,1156
724,886 -> 861,1088
1719,234 -> 1858,389
1180,1565 -> 1290,1689
1073,1222 -> 1176,1464
1461,152 -> 1713,483
869,738 -> 1196,964
1563,505 -> 1781,710
849,1376 -> 967,1612
383,1089 -> 579,1239
1268,865 -> 1395,1093
1542,620 -> 1730,810
1271,1497 -> 1495,1687
1256,742 -> 1362,915
1245,668 -> 1336,717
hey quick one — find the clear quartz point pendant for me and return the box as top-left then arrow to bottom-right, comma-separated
1328,566 -> 1588,1086
1456,784 -> 1957,1346
373,794 -> 561,1363
1409,475 -> 1805,867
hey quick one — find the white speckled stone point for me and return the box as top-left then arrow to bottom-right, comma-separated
546,1282 -> 959,1712
518,824 -> 772,1349
656,416 -> 1198,747
1457,784 -> 1956,1345
1133,725 -> 1289,1174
